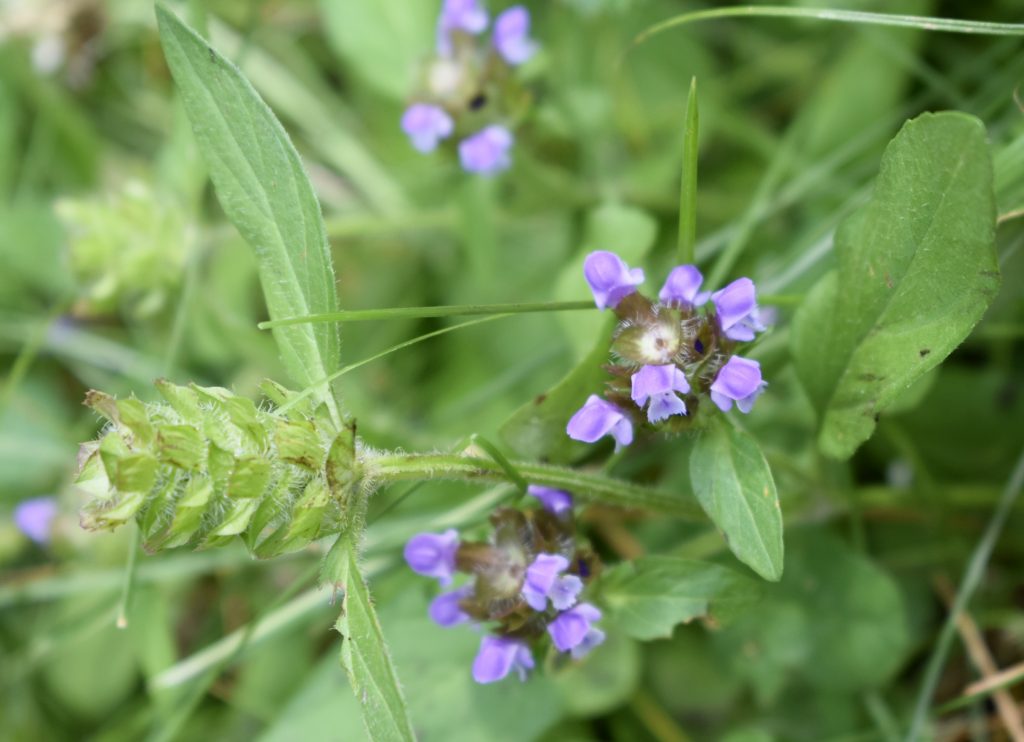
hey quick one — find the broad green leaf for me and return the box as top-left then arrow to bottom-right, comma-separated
319,0 -> 438,101
690,420 -> 783,581
552,628 -> 640,716
330,536 -> 416,742
597,556 -> 760,640
156,5 -> 342,422
792,112 -> 999,459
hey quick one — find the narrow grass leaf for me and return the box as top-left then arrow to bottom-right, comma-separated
677,77 -> 699,265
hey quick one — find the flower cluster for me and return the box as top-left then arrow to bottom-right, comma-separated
404,485 -> 604,683
401,0 -> 538,174
567,252 -> 768,447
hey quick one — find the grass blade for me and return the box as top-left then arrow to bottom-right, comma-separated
677,77 -> 699,265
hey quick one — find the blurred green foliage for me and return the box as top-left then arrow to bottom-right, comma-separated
1,0 -> 1023,740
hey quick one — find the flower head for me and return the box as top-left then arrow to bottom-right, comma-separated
401,103 -> 454,153
404,529 -> 460,585
583,251 -> 644,310
548,603 -> 604,656
429,587 -> 473,627
14,496 -> 57,545
712,277 -> 765,342
437,0 -> 489,55
567,395 -> 634,449
631,364 -> 691,422
659,265 -> 709,307
521,553 -> 582,611
526,485 -> 573,515
458,125 -> 514,174
472,636 -> 535,684
493,6 -> 537,65
710,356 -> 766,413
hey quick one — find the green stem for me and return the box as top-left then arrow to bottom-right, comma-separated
631,7 -> 1024,51
905,445 -> 1024,740
368,453 -> 704,520
258,300 -> 595,329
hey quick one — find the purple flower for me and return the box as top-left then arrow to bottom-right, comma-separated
437,0 -> 489,55
521,553 -> 582,612
404,529 -> 460,586
472,636 -> 535,684
548,603 -> 604,657
712,277 -> 766,342
14,496 -> 57,545
567,395 -> 634,449
526,485 -> 573,515
429,586 -> 472,627
583,251 -> 644,310
659,265 -> 709,307
631,364 -> 691,422
710,356 -> 767,413
493,6 -> 537,65
401,103 -> 454,153
458,125 -> 514,174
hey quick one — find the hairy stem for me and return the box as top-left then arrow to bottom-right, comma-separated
367,453 -> 704,520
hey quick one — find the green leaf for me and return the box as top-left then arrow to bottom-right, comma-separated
155,5 -> 342,422
677,77 -> 699,265
319,0 -> 438,101
792,112 -> 999,459
597,556 -> 760,640
689,420 -> 784,581
329,536 -> 416,742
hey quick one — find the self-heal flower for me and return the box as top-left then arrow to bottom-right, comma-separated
567,395 -> 634,449
712,277 -> 766,342
631,364 -> 691,423
472,636 -> 535,684
548,603 -> 604,657
710,356 -> 767,413
429,586 -> 473,627
527,485 -> 573,515
401,104 -> 454,153
583,251 -> 644,310
14,496 -> 57,545
521,553 -> 582,611
493,6 -> 537,65
459,125 -> 514,174
437,0 -> 489,55
404,529 -> 459,586
659,265 -> 710,307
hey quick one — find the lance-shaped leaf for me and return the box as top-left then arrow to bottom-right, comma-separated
792,111 -> 999,459
690,420 -> 784,581
597,556 -> 760,640
156,5 -> 342,422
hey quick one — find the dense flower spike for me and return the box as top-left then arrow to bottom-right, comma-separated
407,506 -> 603,684
521,553 -> 583,611
527,485 -> 573,515
429,587 -> 473,627
14,497 -> 57,545
404,529 -> 460,585
548,603 -> 605,656
401,103 -> 454,153
710,357 -> 767,413
583,251 -> 645,310
459,125 -> 514,174
567,395 -> 634,448
712,277 -> 766,342
659,264 -> 709,307
493,6 -> 537,65
472,636 -> 535,683
631,364 -> 691,423
437,0 -> 489,55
